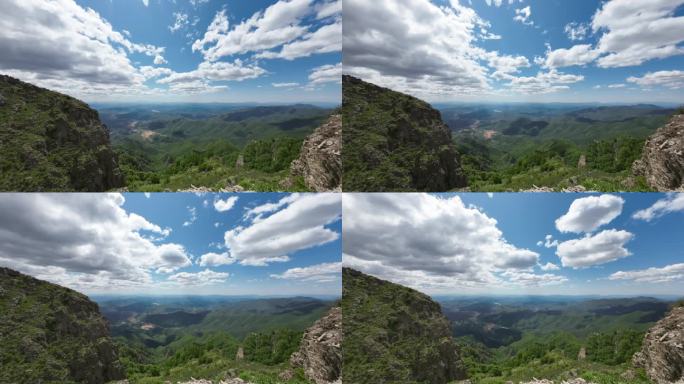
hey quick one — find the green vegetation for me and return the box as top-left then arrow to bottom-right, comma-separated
342,75 -> 466,192
342,268 -> 466,384
0,268 -> 125,383
0,75 -> 124,191
455,134 -> 652,191
99,297 -> 333,383
106,104 -> 329,191
458,331 -> 649,384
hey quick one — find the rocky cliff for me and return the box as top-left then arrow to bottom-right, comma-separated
290,306 -> 342,384
342,75 -> 467,192
632,112 -> 684,191
0,75 -> 124,191
632,304 -> 684,383
290,113 -> 342,192
0,267 -> 126,383
342,268 -> 467,384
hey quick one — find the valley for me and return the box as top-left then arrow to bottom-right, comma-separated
440,103 -> 678,191
94,295 -> 338,384
97,103 -> 336,192
438,296 -> 678,384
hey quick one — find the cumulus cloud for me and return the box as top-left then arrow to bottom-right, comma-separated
565,22 -> 589,41
225,194 -> 341,266
627,70 -> 684,89
632,193 -> 684,221
342,194 -> 565,290
609,263 -> 684,283
555,194 -> 625,233
556,229 -> 634,268
193,0 -> 340,62
514,6 -> 533,26
214,196 -> 239,212
539,262 -> 560,271
256,19 -> 341,60
592,0 -> 684,68
183,206 -> 198,227
541,44 -> 601,68
0,0 -> 165,96
308,63 -> 342,85
156,60 -> 266,85
0,194 -> 191,290
538,234 -> 559,248
167,269 -> 229,286
198,252 -> 236,267
270,261 -> 341,282
169,12 -> 190,33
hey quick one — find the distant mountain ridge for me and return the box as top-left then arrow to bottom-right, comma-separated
0,267 -> 125,383
0,75 -> 124,191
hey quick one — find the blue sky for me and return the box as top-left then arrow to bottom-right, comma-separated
343,0 -> 684,104
343,193 -> 684,297
0,193 -> 342,297
0,0 -> 341,103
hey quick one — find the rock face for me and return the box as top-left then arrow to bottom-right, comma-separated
0,75 -> 125,191
342,75 -> 467,192
290,114 -> 342,192
342,268 -> 467,384
0,267 -> 126,383
290,306 -> 342,384
633,305 -> 684,383
632,112 -> 684,191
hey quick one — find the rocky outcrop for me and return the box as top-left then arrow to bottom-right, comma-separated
0,75 -> 124,191
290,306 -> 342,384
342,268 -> 467,384
290,114 -> 342,192
632,112 -> 684,191
633,305 -> 684,383
0,267 -> 126,383
342,75 -> 467,192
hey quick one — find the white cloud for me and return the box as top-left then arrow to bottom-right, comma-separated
169,12 -> 190,33
183,206 -> 198,226
193,0 -> 339,62
556,229 -> 634,268
256,19 -> 341,60
199,252 -> 236,267
607,83 -> 626,88
555,194 -> 625,233
342,193 -> 562,290
214,196 -> 239,212
514,6 -> 533,26
0,0 -> 166,97
542,44 -> 601,68
308,62 -> 342,85
539,262 -> 560,271
157,59 -> 266,85
343,0 -> 492,98
539,234 -> 559,248
633,193 -> 684,221
225,194 -> 341,266
501,270 -> 567,286
609,263 -> 684,283
592,0 -> 684,68
565,22 -> 589,41
167,269 -> 229,286
272,82 -> 300,88
153,54 -> 167,65
504,69 -> 584,94
142,0 -> 149,6
0,194 -> 191,290
270,261 -> 342,282
315,0 -> 341,19
144,192 -> 151,199
627,70 -> 684,89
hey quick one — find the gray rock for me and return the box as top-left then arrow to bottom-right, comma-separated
633,113 -> 684,191
633,305 -> 684,383
290,114 -> 342,192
